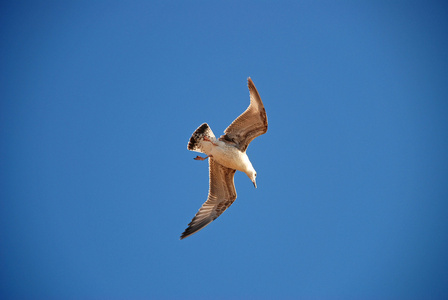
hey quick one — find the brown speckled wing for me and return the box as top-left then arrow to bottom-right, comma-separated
219,77 -> 268,152
180,158 -> 237,239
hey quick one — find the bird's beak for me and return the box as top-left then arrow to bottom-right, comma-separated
252,180 -> 257,189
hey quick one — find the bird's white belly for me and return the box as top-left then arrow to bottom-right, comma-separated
210,145 -> 248,172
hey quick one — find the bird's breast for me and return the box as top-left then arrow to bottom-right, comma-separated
210,144 -> 249,172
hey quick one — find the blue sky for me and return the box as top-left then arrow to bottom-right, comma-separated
1,1 -> 448,299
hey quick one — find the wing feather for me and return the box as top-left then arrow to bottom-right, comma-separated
219,78 -> 268,152
180,159 -> 237,239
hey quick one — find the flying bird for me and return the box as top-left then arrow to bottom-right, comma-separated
180,77 -> 268,239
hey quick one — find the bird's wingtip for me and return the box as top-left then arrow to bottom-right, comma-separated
247,77 -> 255,89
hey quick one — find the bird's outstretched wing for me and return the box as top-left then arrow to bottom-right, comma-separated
180,158 -> 237,239
219,77 -> 268,152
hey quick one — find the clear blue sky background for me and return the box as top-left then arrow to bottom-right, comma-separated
1,1 -> 447,299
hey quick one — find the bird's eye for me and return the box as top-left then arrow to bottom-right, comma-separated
255,173 -> 257,177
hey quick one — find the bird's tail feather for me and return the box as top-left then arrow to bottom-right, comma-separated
187,123 -> 215,151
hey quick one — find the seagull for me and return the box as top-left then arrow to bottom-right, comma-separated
180,77 -> 268,239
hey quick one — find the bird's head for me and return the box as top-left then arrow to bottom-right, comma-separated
246,169 -> 257,189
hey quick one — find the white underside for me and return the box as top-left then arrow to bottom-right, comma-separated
199,140 -> 253,173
